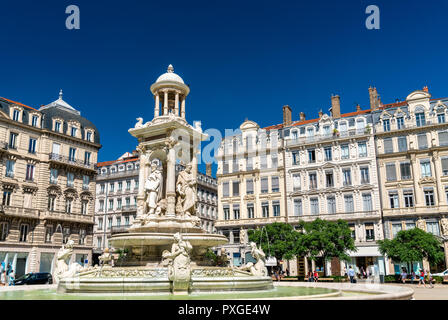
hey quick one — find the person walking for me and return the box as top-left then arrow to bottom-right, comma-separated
401,268 -> 407,284
427,270 -> 434,288
313,270 -> 319,282
348,265 -> 356,283
0,261 -> 5,287
8,269 -> 14,286
418,269 -> 426,287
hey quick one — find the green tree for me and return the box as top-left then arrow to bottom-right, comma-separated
248,223 -> 303,265
298,219 -> 357,276
377,228 -> 445,271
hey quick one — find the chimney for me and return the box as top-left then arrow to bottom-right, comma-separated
283,105 -> 292,127
331,95 -> 341,119
299,112 -> 306,121
369,86 -> 380,110
318,110 -> 323,119
356,104 -> 361,112
206,163 -> 212,176
423,86 -> 429,92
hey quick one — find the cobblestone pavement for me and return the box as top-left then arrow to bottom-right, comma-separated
389,284 -> 448,300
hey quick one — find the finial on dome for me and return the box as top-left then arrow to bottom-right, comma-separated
167,64 -> 174,73
59,89 -> 63,99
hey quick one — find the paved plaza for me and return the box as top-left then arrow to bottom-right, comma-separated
387,284 -> 448,300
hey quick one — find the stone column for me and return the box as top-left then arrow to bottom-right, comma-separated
136,146 -> 148,218
163,90 -> 169,115
411,155 -> 423,206
154,93 -> 160,118
166,141 -> 177,216
432,152 -> 445,205
181,96 -> 186,118
175,92 -> 179,116
444,242 -> 448,269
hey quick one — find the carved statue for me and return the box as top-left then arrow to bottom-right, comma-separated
238,242 -> 268,277
54,240 -> 84,283
175,163 -> 197,217
134,117 -> 144,129
417,219 -> 426,231
216,248 -> 231,267
145,160 -> 163,215
99,248 -> 113,267
240,228 -> 248,245
441,218 -> 448,237
162,233 -> 193,293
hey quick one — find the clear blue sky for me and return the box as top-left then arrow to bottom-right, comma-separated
1,0 -> 448,173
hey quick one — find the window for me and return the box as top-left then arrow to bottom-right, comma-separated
397,117 -> 404,129
404,190 -> 414,208
5,160 -> 14,178
365,223 -> 375,241
424,189 -> 435,206
273,201 -> 280,217
12,109 -> 20,121
117,198 -> 122,209
83,175 -> 89,190
86,131 -> 92,141
443,158 -> 448,176
48,195 -> 56,211
63,227 -> 70,244
54,121 -> 61,132
109,199 -> 114,211
222,182 -> 229,197
262,202 -> 269,218
246,179 -> 254,195
260,155 -> 267,169
84,152 -> 91,166
261,177 -> 269,193
97,236 -> 103,248
294,199 -> 302,216
232,158 -> 239,172
362,193 -> 372,211
438,131 -> 448,146
98,218 -> 103,230
79,229 -> 86,245
327,196 -> 336,214
384,138 -> 393,153
418,134 -> 428,150
405,222 -> 415,230
310,198 -> 319,215
9,132 -> 18,149
232,181 -> 239,196
397,136 -> 407,152
306,127 -> 314,137
358,142 -> 367,157
339,122 -> 347,133
291,131 -> 298,140
292,174 -> 301,191
325,171 -> 334,187
271,176 -> 279,192
323,125 -> 331,136
25,164 -> 35,181
341,144 -> 349,159
71,127 -> 77,137
247,204 -> 254,219
246,157 -> 253,171
416,112 -> 426,127
19,224 -> 29,242
81,200 -> 88,215
271,154 -> 278,168
222,161 -> 229,174
386,163 -> 397,181
383,119 -> 391,132
420,160 -> 431,178
125,216 -> 130,226
233,205 -> 240,220
342,168 -> 352,186
292,152 -> 299,165
307,173 -> 316,190
67,172 -> 74,187
0,222 -> 8,241
69,148 -> 76,161
324,147 -> 332,161
65,198 -> 73,213
50,169 -> 58,184
392,223 -> 402,238
400,162 -> 411,180
108,218 -> 112,229
28,138 -> 36,154
349,224 -> 356,240
389,192 -> 399,209
223,206 -> 230,220
118,182 -> 123,191
426,221 -> 440,236
2,191 -> 12,206
360,167 -> 369,184
438,113 -> 446,124
344,195 -> 354,213
126,180 -> 131,190
308,149 -> 316,163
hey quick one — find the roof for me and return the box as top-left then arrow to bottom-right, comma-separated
155,64 -> 185,84
0,97 -> 37,111
97,156 -> 139,168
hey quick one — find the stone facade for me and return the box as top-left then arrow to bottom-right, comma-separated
0,92 -> 100,277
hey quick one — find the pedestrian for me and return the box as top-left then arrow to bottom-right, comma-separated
401,268 -> 407,284
6,262 -> 12,285
348,265 -> 356,283
418,269 -> 426,287
313,270 -> 319,282
308,271 -> 313,282
8,269 -> 14,286
0,262 -> 5,287
427,270 -> 434,288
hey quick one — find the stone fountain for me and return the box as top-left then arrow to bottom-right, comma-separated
56,65 -> 273,295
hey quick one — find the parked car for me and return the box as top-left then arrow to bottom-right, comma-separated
432,269 -> 448,278
14,272 -> 53,285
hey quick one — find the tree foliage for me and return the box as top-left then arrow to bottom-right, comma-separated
377,228 -> 444,265
248,223 -> 301,261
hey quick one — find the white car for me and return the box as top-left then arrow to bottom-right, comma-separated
432,269 -> 448,277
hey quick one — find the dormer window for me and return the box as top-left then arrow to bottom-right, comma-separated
86,131 -> 92,142
31,115 -> 39,127
55,121 -> 61,132
71,127 -> 77,137
397,117 -> 404,129
12,109 -> 20,121
438,112 -> 446,124
416,112 -> 426,127
383,119 -> 390,132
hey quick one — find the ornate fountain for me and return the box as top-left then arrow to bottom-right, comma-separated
56,65 -> 273,295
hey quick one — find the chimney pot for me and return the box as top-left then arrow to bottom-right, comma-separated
283,105 -> 292,127
299,112 -> 306,121
423,86 -> 429,92
331,95 -> 341,119
369,87 -> 380,110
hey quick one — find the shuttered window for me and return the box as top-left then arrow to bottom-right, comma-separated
386,163 -> 397,181
442,157 -> 448,176
246,179 -> 254,194
438,131 -> 448,146
261,177 -> 269,193
223,182 -> 229,197
271,176 -> 279,192
418,134 -> 428,150
400,162 -> 412,180
384,138 -> 393,153
397,136 -> 407,152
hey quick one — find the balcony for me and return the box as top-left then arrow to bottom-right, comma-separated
287,129 -> 369,147
215,216 -> 287,227
0,142 -> 8,152
49,153 -> 95,171
42,210 -> 94,224
288,210 -> 380,223
110,225 -> 131,234
96,169 -> 139,181
121,205 -> 137,212
1,206 -> 39,219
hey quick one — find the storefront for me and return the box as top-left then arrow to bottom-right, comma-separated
344,246 -> 387,278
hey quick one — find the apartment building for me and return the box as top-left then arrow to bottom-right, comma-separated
0,91 -> 101,277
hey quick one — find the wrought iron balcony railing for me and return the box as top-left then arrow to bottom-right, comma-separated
49,153 -> 95,170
